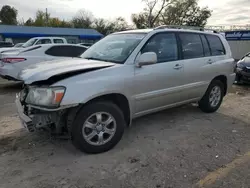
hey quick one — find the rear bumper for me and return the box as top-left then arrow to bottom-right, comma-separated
0,64 -> 20,80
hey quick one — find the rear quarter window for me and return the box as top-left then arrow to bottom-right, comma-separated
206,35 -> 225,56
53,39 -> 64,43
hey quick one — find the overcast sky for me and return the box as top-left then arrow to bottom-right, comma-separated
1,0 -> 250,25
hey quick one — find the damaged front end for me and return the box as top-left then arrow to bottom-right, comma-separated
16,86 -> 78,136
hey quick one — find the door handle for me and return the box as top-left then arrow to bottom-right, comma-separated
173,64 -> 183,70
207,59 -> 213,64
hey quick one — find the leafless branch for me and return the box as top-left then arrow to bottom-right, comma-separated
152,0 -> 172,26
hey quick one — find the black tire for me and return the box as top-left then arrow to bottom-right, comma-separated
71,101 -> 125,154
235,73 -> 242,84
199,80 -> 225,113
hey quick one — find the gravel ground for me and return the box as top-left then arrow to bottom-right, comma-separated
0,78 -> 250,188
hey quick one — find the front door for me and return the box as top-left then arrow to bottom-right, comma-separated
134,32 -> 184,116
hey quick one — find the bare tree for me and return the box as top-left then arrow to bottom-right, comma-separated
71,9 -> 94,28
93,17 -> 129,35
132,0 -> 212,28
160,0 -> 211,27
132,0 -> 172,28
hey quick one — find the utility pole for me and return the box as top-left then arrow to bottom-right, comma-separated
45,8 -> 48,26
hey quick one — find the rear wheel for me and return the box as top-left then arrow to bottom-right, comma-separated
71,101 -> 125,153
199,80 -> 224,113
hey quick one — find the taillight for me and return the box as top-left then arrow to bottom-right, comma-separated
1,58 -> 26,63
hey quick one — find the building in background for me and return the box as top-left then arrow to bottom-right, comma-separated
0,25 -> 103,45
225,30 -> 250,60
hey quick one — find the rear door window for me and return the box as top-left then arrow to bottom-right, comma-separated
200,35 -> 211,56
53,39 -> 64,44
45,46 -> 87,57
36,39 -> 52,44
69,46 -> 87,56
179,33 -> 204,59
206,35 -> 225,56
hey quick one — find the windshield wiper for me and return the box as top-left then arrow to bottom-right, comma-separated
84,57 -> 109,62
83,57 -> 122,64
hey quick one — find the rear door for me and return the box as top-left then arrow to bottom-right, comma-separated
205,35 -> 229,77
177,32 -> 227,101
176,32 -> 211,101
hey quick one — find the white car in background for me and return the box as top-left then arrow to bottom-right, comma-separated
0,44 -> 87,81
21,37 -> 68,48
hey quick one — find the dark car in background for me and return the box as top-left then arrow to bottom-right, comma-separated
235,52 -> 250,83
0,41 -> 14,48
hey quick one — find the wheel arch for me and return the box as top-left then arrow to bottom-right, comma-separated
211,75 -> 227,96
83,93 -> 131,126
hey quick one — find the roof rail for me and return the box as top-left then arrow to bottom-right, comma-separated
154,25 -> 218,33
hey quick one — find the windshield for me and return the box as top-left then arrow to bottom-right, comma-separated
81,33 -> 146,63
22,39 -> 38,48
14,43 -> 24,47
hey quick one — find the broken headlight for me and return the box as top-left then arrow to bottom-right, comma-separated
20,87 -> 28,103
25,87 -> 65,108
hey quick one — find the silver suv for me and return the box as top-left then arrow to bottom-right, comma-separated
16,26 -> 236,153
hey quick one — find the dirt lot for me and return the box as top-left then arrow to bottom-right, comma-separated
0,78 -> 250,188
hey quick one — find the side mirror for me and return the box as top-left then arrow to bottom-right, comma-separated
137,52 -> 157,67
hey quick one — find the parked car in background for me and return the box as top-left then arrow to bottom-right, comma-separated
0,37 -> 68,53
0,44 -> 87,80
14,43 -> 24,48
235,52 -> 250,83
21,37 -> 67,48
0,41 -> 14,48
16,26 -> 235,154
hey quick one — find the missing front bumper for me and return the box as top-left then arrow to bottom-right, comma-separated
15,93 -> 79,135
15,95 -> 35,132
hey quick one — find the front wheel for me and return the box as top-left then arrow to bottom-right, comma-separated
199,80 -> 224,113
71,101 -> 125,153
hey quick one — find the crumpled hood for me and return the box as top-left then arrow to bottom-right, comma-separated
19,58 -> 115,84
